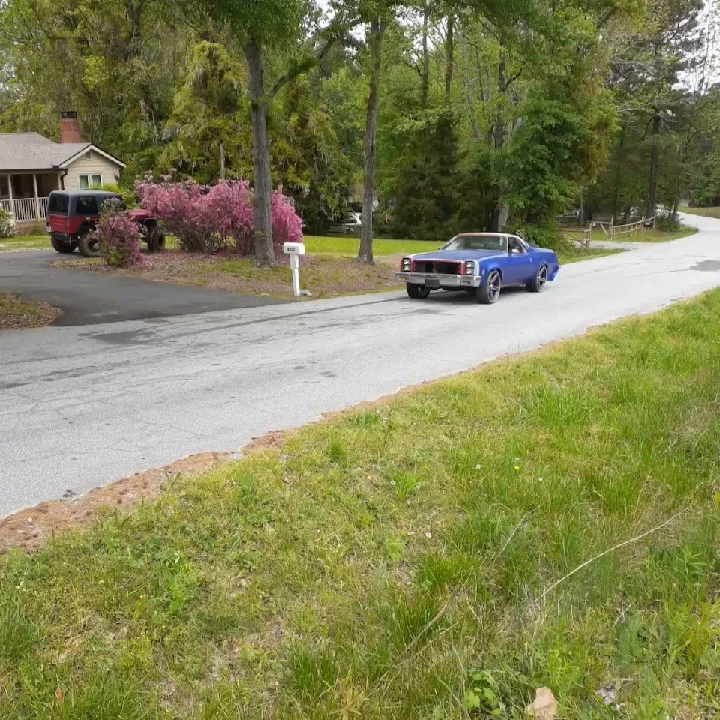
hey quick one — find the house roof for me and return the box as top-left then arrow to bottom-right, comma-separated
0,132 -> 125,172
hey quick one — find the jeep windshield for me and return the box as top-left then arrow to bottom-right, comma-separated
100,196 -> 126,211
442,234 -> 507,252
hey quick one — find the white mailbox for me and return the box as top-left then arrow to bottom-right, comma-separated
283,242 -> 306,297
283,242 -> 306,256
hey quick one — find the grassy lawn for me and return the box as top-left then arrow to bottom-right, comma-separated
0,227 -> 695,256
0,234 -> 50,252
682,206 -> 720,219
0,293 -> 61,329
303,235 -> 443,256
307,235 -> 620,263
2,292 -> 720,717
563,226 -> 697,243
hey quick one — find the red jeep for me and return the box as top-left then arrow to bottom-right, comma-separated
47,190 -> 165,257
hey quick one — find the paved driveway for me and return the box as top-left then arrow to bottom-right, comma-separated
1,213 -> 719,517
0,251 -> 284,326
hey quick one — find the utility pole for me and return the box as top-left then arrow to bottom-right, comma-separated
219,142 -> 225,180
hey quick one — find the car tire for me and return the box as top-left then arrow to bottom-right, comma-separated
407,283 -> 431,299
527,264 -> 548,293
476,270 -> 501,304
50,236 -> 77,254
146,227 -> 166,253
78,233 -> 101,258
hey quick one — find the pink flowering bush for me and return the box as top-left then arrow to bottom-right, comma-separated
272,191 -> 303,249
89,203 -> 144,268
135,174 -> 303,256
205,180 -> 254,254
135,174 -> 211,252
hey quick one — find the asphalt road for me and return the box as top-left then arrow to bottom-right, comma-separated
0,251 -> 284,325
2,213 -> 720,517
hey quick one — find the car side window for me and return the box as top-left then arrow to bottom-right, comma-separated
76,196 -> 99,215
508,237 -> 526,254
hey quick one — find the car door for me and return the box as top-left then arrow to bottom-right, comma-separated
506,236 -> 533,284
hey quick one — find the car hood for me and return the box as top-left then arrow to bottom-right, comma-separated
411,249 -> 504,261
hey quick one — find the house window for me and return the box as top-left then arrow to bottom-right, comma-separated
79,174 -> 102,189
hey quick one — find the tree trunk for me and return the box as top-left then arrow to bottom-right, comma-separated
358,18 -> 384,265
244,40 -> 275,268
459,37 -> 481,140
491,48 -> 506,232
647,108 -> 661,219
494,49 -> 505,150
421,6 -> 429,109
445,15 -> 454,105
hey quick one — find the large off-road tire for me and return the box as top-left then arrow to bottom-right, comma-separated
476,270 -> 502,304
146,226 -> 166,253
527,264 -> 548,293
78,233 -> 101,258
407,283 -> 431,299
50,236 -> 77,254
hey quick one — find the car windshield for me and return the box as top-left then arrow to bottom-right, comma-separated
442,234 -> 507,252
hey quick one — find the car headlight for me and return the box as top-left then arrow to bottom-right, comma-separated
401,257 -> 412,272
464,260 -> 475,275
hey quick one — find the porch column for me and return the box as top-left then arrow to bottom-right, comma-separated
7,175 -> 13,220
32,173 -> 39,219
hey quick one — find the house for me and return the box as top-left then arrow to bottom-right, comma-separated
0,113 -> 125,225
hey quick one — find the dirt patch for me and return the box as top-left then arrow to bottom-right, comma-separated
51,251 -> 401,299
0,293 -> 62,330
0,452 -> 230,555
0,385 -> 441,556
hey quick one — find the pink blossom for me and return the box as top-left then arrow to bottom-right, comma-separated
89,205 -> 144,268
134,178 -> 303,256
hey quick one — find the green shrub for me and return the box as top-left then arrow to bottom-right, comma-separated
655,211 -> 681,231
101,182 -> 138,208
0,207 -> 15,238
514,223 -> 572,252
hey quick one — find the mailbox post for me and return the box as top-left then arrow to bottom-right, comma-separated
283,242 -> 306,297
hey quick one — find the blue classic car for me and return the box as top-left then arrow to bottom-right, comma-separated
396,233 -> 560,304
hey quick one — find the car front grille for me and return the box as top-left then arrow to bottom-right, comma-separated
413,261 -> 461,274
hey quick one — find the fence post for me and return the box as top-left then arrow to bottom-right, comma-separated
610,216 -> 614,241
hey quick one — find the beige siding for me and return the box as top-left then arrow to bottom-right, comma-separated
64,150 -> 122,190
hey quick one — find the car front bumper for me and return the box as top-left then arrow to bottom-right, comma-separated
395,272 -> 482,288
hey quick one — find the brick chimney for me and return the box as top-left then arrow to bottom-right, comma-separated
60,111 -> 84,143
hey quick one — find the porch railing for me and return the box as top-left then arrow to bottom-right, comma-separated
0,197 -> 50,223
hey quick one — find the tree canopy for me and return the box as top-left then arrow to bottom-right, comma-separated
1,0 -> 718,250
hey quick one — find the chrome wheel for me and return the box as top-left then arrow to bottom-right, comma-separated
528,264 -> 548,293
487,271 -> 501,302
537,265 -> 547,289
477,270 -> 502,304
